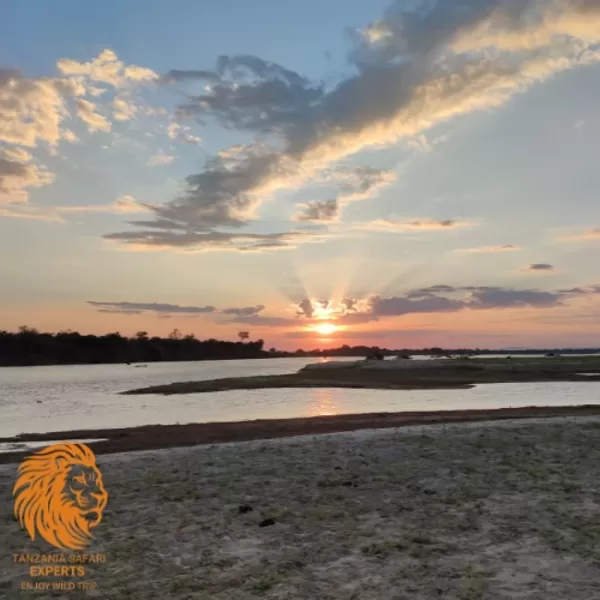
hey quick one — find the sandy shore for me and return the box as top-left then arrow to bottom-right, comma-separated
3,405 -> 600,464
2,416 -> 600,598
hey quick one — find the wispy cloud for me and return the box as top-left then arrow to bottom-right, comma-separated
148,152 -> 175,166
357,218 -> 477,232
57,195 -> 149,215
293,199 -> 338,223
87,301 -> 216,316
221,305 -> 266,317
454,244 -> 521,254
522,263 -> 555,272
103,229 -> 327,253
75,99 -> 111,133
557,228 -> 600,242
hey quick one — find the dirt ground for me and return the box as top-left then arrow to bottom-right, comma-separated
2,416 -> 600,599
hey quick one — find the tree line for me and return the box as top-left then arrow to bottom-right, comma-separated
1,326 -> 597,367
0,327 -> 267,366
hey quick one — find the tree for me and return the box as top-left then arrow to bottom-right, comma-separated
18,325 -> 38,335
168,328 -> 182,340
135,331 -> 149,341
238,331 -> 250,342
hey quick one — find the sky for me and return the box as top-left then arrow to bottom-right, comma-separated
1,0 -> 600,351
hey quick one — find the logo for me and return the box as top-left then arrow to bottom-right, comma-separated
13,443 -> 108,551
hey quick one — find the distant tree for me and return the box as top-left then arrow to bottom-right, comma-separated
168,328 -> 182,340
238,331 -> 250,342
135,331 -> 149,341
18,325 -> 38,335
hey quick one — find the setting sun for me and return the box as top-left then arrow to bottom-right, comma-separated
312,322 -> 338,336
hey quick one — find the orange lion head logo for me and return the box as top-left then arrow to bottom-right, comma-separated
13,442 -> 108,550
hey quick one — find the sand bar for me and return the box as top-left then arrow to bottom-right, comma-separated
122,356 -> 600,396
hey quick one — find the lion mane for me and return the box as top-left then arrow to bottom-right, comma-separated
13,442 -> 108,550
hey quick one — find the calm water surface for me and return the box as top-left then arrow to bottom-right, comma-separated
1,357 -> 600,438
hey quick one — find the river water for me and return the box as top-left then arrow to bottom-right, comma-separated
1,356 -> 600,439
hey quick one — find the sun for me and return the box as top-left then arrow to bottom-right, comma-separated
312,322 -> 338,336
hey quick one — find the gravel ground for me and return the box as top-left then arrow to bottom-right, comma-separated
2,416 -> 600,599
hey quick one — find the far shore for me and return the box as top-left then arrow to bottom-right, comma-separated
2,404 -> 600,465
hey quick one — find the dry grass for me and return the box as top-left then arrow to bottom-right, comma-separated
2,417 -> 600,599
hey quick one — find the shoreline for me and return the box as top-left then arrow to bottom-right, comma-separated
3,404 -> 600,464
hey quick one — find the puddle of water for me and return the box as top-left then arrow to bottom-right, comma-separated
0,438 -> 107,454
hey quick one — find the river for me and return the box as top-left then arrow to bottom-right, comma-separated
1,356 -> 600,442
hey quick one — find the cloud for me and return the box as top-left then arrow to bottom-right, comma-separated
558,228 -> 600,241
0,49 -> 162,218
103,228 -> 326,252
57,195 -> 149,214
222,283 -> 595,331
0,204 -> 63,222
75,99 -> 111,133
57,49 -> 158,87
296,297 -> 314,319
161,69 -> 221,84
357,218 -> 476,232
1,50 -> 157,148
370,294 -> 465,316
113,97 -> 138,121
406,133 -> 449,154
465,287 -> 561,309
0,68 -> 83,148
106,0 -> 600,250
62,130 -> 78,143
292,166 -> 397,222
335,166 -> 397,203
367,285 -> 566,317
2,48 -> 155,150
173,55 -> 325,130
1,147 -> 33,163
166,121 -> 202,144
180,132 -> 202,144
146,283 -> 600,331
148,152 -> 175,166
293,199 -> 339,222
87,301 -> 216,315
455,244 -> 521,253
221,305 -> 266,317
0,157 -> 54,204
522,263 -> 555,272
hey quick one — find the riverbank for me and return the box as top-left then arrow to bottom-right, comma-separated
2,416 -> 600,599
123,356 -> 600,396
3,404 -> 600,464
